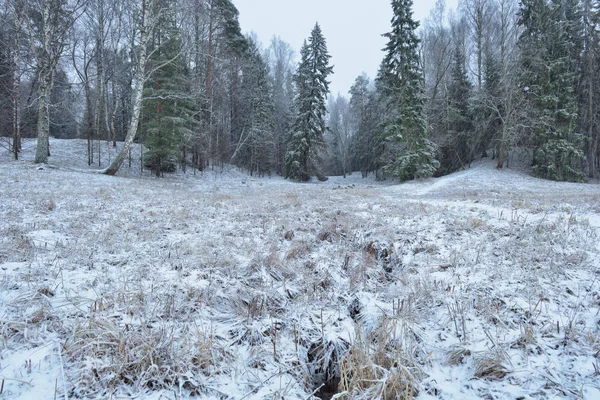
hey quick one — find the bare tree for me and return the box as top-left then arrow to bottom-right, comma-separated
462,0 -> 494,89
486,72 -> 526,169
71,31 -> 95,164
422,0 -> 452,103
103,0 -> 154,175
19,0 -> 84,164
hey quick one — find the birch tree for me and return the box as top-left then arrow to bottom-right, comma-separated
104,0 -> 155,175
21,0 -> 83,164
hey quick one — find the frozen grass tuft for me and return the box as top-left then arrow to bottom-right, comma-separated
339,318 -> 422,400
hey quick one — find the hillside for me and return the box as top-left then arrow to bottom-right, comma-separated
1,139 -> 600,399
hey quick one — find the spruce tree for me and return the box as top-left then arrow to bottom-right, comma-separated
235,38 -> 275,176
378,0 -> 439,181
141,1 -> 196,176
580,0 -> 600,177
285,23 -> 333,181
481,50 -> 503,161
349,74 -> 383,177
518,0 -> 586,182
439,43 -> 474,175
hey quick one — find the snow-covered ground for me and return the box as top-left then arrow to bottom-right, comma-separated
1,138 -> 600,399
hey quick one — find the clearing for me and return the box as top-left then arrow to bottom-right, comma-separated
1,139 -> 600,399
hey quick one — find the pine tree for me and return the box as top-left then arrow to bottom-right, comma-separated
518,0 -> 586,182
142,0 -> 196,177
378,0 -> 439,181
285,23 -> 333,181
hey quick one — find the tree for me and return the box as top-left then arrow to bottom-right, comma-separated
141,0 -> 196,177
326,94 -> 352,177
264,36 -> 295,175
1,0 -> 26,160
348,74 -> 383,177
579,0 -> 600,178
462,0 -> 494,90
421,0 -> 453,139
232,37 -> 275,175
518,0 -> 586,182
104,0 -> 155,175
438,42 -> 474,175
204,0 -> 248,166
21,0 -> 84,164
378,0 -> 439,181
285,23 -> 333,181
0,5 -> 14,149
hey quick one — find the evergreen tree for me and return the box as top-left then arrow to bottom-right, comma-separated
141,0 -> 196,176
378,0 -> 439,181
349,74 -> 383,177
265,37 -> 295,176
481,49 -> 502,159
285,23 -> 333,181
326,94 -> 351,177
580,0 -> 600,177
356,88 -> 385,178
235,37 -> 275,176
518,0 -> 586,182
438,43 -> 474,175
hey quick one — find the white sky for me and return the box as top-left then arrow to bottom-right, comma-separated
233,0 -> 459,97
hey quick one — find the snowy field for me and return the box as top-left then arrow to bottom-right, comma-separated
1,138 -> 600,399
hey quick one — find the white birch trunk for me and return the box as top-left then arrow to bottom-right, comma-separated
35,72 -> 52,164
34,3 -> 54,164
104,0 -> 151,175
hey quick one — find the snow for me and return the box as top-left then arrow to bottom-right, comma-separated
1,138 -> 600,399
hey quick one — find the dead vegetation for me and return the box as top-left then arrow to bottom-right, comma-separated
1,141 -> 600,399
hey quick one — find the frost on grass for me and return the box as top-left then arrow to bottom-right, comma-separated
1,139 -> 600,399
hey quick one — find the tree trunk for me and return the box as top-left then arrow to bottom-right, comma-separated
110,79 -> 118,147
86,83 -> 94,165
34,2 -> 54,164
35,73 -> 52,164
590,129 -> 598,178
93,0 -> 106,144
12,42 -> 21,160
496,135 -> 505,169
104,0 -> 150,176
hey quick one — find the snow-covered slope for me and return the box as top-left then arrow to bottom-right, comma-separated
1,139 -> 599,399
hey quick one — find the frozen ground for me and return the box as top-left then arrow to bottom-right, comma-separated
1,138 -> 600,399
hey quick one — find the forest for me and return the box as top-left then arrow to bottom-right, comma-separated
2,1 -> 600,399
0,0 -> 599,181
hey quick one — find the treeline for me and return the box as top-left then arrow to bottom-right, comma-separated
1,0 -> 599,181
327,0 -> 600,182
0,0 -> 297,175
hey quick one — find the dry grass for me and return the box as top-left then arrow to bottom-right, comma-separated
473,355 -> 508,381
2,143 -> 600,399
339,319 -> 422,400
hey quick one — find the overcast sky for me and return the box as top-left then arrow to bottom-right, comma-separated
232,0 -> 459,97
